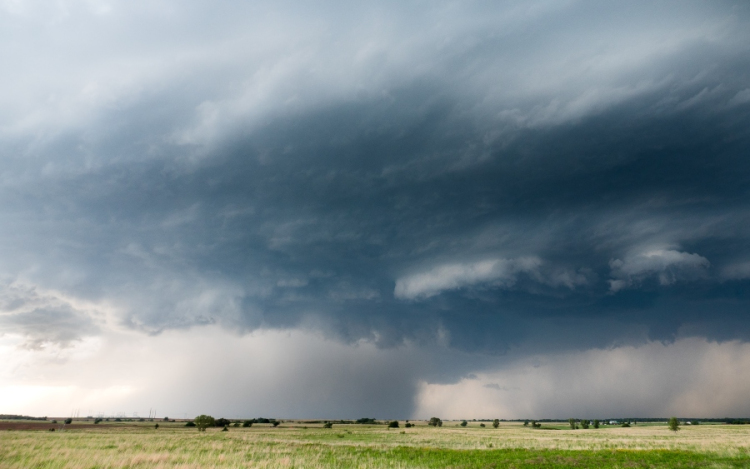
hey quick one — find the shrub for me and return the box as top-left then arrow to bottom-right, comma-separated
621,422 -> 631,427
242,421 -> 253,427
388,421 -> 399,428
272,420 -> 280,427
668,417 -> 680,432
185,421 -> 196,427
114,418 -> 121,422
480,423 -> 485,427
154,424 -> 159,429
323,422 -> 333,428
580,419 -> 590,429
523,420 -> 529,426
194,415 -> 215,432
356,418 -> 377,424
215,418 -> 231,427
593,419 -> 600,429
460,420 -> 468,427
493,419 -> 500,428
428,417 -> 442,427
51,420 -> 57,424
531,421 -> 541,428
233,422 -> 240,427
568,419 -> 578,429
222,426 -> 228,432
405,423 -> 412,428
94,418 -> 102,424
64,418 -> 72,425
163,417 -> 169,421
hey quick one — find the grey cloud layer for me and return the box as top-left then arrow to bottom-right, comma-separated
1,0 -> 750,359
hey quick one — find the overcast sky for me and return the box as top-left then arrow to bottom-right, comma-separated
2,0 -> 750,420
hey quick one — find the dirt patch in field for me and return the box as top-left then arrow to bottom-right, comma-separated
0,422 -> 139,431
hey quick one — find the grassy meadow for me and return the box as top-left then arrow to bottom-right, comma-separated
2,419 -> 750,468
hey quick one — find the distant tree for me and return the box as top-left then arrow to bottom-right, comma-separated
356,418 -> 377,424
154,424 -> 159,429
580,419 -> 590,429
692,420 -> 700,425
593,420 -> 600,429
621,422 -> 631,428
163,417 -> 169,421
668,417 -> 680,432
222,426 -> 228,432
51,420 -> 57,424
460,420 -> 468,427
493,419 -> 500,428
323,422 -> 333,429
94,418 -> 103,424
194,415 -> 215,432
64,418 -> 72,425
480,423 -> 485,427
523,420 -> 529,426
568,419 -> 578,430
272,420 -> 280,427
405,423 -> 413,428
185,421 -> 196,427
233,423 -> 240,427
388,421 -> 399,428
242,421 -> 253,427
531,421 -> 541,428
215,418 -> 231,427
428,417 -> 442,427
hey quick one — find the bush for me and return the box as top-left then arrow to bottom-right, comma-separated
194,415 -> 215,432
356,418 -> 377,424
388,421 -> 399,428
323,422 -> 333,428
593,419 -> 600,429
493,419 -> 500,428
154,424 -> 159,429
668,417 -> 680,432
272,420 -> 280,427
222,426 -> 228,432
233,422 -> 240,427
94,418 -> 102,424
51,420 -> 57,424
163,417 -> 169,421
185,421 -> 196,427
621,422 -> 631,427
64,418 -> 73,425
531,421 -> 541,428
580,419 -> 590,429
242,421 -> 253,427
523,420 -> 529,426
215,418 -> 231,427
480,423 -> 485,427
404,423 -> 412,428
428,417 -> 442,427
460,420 -> 468,427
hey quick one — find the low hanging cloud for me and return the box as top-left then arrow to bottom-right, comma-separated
0,281 -> 101,349
608,249 -> 710,292
394,257 -> 588,300
394,257 -> 539,300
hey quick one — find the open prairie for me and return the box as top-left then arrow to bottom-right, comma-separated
1,420 -> 750,468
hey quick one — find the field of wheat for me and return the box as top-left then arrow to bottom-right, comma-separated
1,420 -> 749,468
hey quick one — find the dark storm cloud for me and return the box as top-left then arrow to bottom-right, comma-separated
1,0 -> 750,359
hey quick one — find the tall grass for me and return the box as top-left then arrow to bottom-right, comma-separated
1,422 -> 749,468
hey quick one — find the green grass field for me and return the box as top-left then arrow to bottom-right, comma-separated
2,420 -> 750,468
